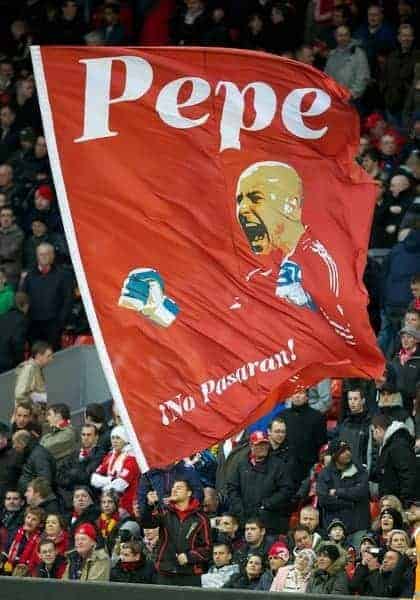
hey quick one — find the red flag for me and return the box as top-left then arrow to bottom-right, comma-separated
31,46 -> 384,470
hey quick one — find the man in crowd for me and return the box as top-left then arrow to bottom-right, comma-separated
63,522 -> 110,581
60,423 -> 105,491
390,326 -> 420,412
336,386 -> 375,471
234,517 -> 275,568
10,401 -> 41,437
0,205 -> 24,288
0,488 -> 25,552
291,524 -> 322,554
24,476 -> 60,514
13,429 -> 56,493
201,542 -> 239,588
0,423 -> 20,504
143,479 -> 211,586
14,340 -> 52,405
70,485 -> 100,536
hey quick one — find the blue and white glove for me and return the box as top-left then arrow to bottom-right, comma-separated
276,260 -> 316,310
118,268 -> 180,327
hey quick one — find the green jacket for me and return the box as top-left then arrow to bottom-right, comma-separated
40,425 -> 77,462
0,284 -> 14,315
306,560 -> 349,595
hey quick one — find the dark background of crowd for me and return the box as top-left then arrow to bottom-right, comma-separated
0,0 -> 419,594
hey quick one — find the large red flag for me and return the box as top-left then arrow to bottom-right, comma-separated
31,46 -> 384,470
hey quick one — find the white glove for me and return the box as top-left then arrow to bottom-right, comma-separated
91,473 -> 112,489
109,477 -> 129,493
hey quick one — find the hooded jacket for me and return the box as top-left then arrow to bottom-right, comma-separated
374,421 -> 417,503
306,557 -> 349,595
142,498 -> 211,576
378,390 -> 415,434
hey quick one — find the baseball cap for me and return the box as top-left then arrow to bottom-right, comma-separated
400,326 -> 420,341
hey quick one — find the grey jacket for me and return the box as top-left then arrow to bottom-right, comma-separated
325,41 -> 370,99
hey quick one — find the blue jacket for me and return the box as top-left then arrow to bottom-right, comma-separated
382,229 -> 420,308
137,461 -> 204,514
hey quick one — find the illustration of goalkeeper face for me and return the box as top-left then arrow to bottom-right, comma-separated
118,268 -> 180,328
236,161 -> 305,256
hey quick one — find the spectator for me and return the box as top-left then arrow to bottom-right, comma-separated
350,547 -> 414,597
0,105 -> 19,161
0,267 -> 14,316
54,0 -> 87,45
234,517 -> 275,567
0,488 -> 25,553
25,477 -> 60,514
306,543 -> 349,595
70,486 -> 100,536
223,552 -> 264,589
374,507 -> 405,547
142,526 -> 160,563
4,506 -> 45,576
267,417 -> 298,477
317,439 -> 370,534
214,513 -> 245,553
388,528 -> 410,554
41,403 -> 77,461
60,423 -> 105,491
143,478 -> 211,586
41,512 -> 70,556
14,429 -> 56,494
24,186 -> 63,235
0,423 -> 21,506
35,539 -> 67,579
0,165 -> 21,216
256,541 -> 290,590
325,26 -> 370,100
10,400 -> 41,438
390,326 -> 420,412
169,0 -> 211,46
110,539 -> 154,583
24,217 -> 55,270
14,340 -> 53,405
295,44 -> 315,66
281,390 -> 327,482
336,386 -> 375,471
84,403 -> 111,453
355,3 -> 396,69
201,542 -> 239,588
362,148 -> 383,180
377,383 -> 414,436
0,291 -> 28,374
299,506 -> 324,539
372,414 -> 417,506
226,430 -> 295,534
202,486 -> 220,521
0,205 -> 24,288
101,3 -> 126,45
270,547 -> 316,592
63,522 -> 110,581
91,425 -> 140,516
98,489 -> 119,551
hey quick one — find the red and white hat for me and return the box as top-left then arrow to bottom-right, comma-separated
249,430 -> 269,445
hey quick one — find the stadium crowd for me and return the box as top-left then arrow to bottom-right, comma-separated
0,0 -> 419,595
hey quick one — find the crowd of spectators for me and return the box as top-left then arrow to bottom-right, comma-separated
0,0 -> 419,595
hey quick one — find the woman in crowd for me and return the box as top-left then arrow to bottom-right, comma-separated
110,540 -> 154,584
374,508 -> 405,547
97,490 -> 120,552
270,548 -> 316,593
42,513 -> 70,557
306,543 -> 349,595
388,529 -> 410,554
223,553 -> 264,589
256,541 -> 290,590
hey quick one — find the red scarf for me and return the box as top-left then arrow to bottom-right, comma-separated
38,265 -> 51,275
5,527 -> 41,573
79,447 -> 92,459
57,419 -> 71,428
414,298 -> 420,310
120,560 -> 143,571
399,346 -> 415,365
98,512 -> 119,538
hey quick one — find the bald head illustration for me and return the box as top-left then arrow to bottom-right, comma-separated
236,162 -> 305,255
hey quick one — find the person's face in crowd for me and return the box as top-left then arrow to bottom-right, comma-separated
143,527 -> 159,543
367,6 -> 383,29
406,503 -> 420,525
62,0 -> 78,21
411,280 -> 420,299
390,532 -> 408,553
380,390 -> 396,407
373,425 -> 385,444
404,312 -> 420,329
335,26 -> 351,48
291,391 -> 307,407
81,425 -> 98,449
34,136 -> 47,159
361,154 -> 378,174
381,550 -> 399,572
0,208 -> 13,229
120,545 -> 140,563
0,165 -> 13,187
24,511 -> 41,533
170,481 -> 192,505
329,525 -> 345,543
251,440 -> 270,461
348,391 -> 364,414
245,522 -> 265,546
20,79 -> 34,99
25,486 -> 37,506
212,8 -> 224,24
75,533 -> 95,557
45,514 -> 62,537
360,539 -> 375,554
380,135 -> 397,157
203,488 -> 218,514
101,495 -> 117,516
0,106 -> 15,128
31,219 -> 47,238
246,555 -> 263,579
73,489 -> 92,513
111,433 -> 126,452
104,6 -> 118,25
46,408 -> 60,428
36,348 -> 54,368
248,14 -> 263,35
400,332 -> 417,351
298,47 -> 314,65
0,62 -> 14,81
218,516 -> 238,538
11,20 -> 26,40
39,542 -> 57,566
35,192 -> 51,211
268,552 -> 287,572
398,26 -> 414,51
295,552 -> 311,573
294,530 -> 313,550
380,513 -> 394,532
389,174 -> 410,198
300,509 -> 319,532
36,244 -> 54,267
213,544 -> 232,568
271,6 -> 284,25
4,491 -> 23,512
268,420 -> 286,447
14,406 -> 32,429
185,0 -> 204,11
317,552 -> 332,571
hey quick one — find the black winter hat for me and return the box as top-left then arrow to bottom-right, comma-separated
317,543 -> 340,563
328,439 -> 351,458
327,519 -> 347,536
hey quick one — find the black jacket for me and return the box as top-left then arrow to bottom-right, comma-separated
0,309 -> 27,373
0,444 -> 22,503
281,403 -> 327,480
22,264 -> 73,324
69,504 -> 101,539
373,421 -> 417,504
39,493 -> 61,515
110,559 -> 155,584
227,452 -> 295,533
223,572 -> 263,590
338,410 -> 373,470
0,507 -> 24,551
349,555 -> 414,597
59,446 -> 106,490
390,346 -> 420,411
18,438 -> 56,493
142,499 -> 211,576
35,554 -> 67,579
317,461 -> 370,533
